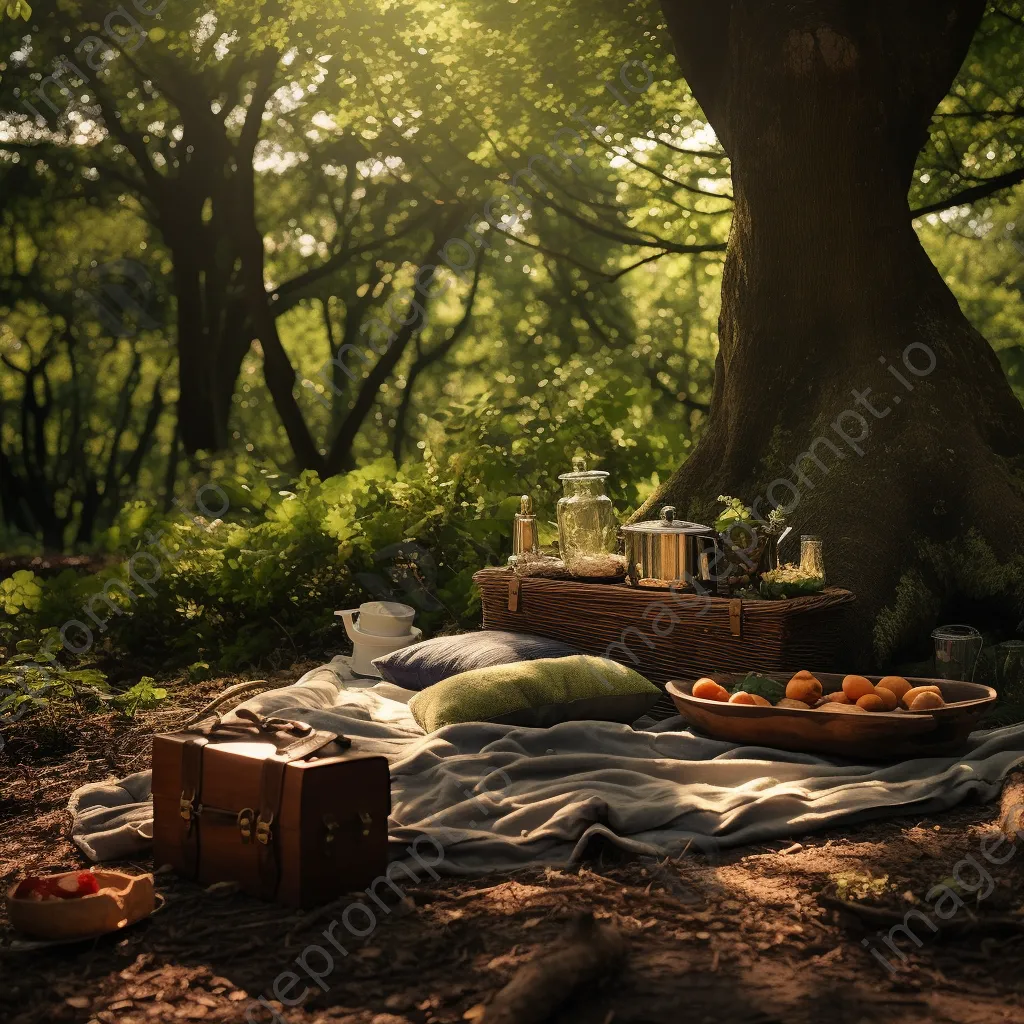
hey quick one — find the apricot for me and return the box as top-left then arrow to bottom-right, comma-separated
908,691 -> 945,711
874,686 -> 899,712
901,685 -> 942,709
729,692 -> 771,706
693,679 -> 730,702
786,673 -> 823,704
878,675 -> 912,701
776,698 -> 811,710
842,675 -> 876,702
856,693 -> 887,712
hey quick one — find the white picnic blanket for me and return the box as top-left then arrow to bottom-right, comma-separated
68,659 -> 1024,874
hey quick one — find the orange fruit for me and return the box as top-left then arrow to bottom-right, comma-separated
729,691 -> 771,706
902,685 -> 942,709
856,693 -> 886,712
786,673 -> 823,704
693,679 -> 730,702
874,686 -> 899,711
878,676 -> 911,701
842,675 -> 875,701
908,691 -> 944,711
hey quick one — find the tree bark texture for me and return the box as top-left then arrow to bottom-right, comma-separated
651,0 -> 1024,662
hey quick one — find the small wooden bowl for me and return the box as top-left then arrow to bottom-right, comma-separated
666,673 -> 997,760
6,870 -> 155,941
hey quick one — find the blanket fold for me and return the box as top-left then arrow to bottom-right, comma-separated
68,658 -> 1024,874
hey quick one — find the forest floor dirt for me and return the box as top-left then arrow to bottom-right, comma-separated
2,671 -> 1023,1024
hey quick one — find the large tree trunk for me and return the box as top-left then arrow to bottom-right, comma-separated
171,240 -> 227,455
651,0 -> 1024,663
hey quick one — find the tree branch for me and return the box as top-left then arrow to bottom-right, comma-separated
323,213 -> 462,476
238,50 -> 280,158
933,106 -> 1024,120
911,165 -> 1024,216
993,6 -> 1024,27
392,256 -> 485,464
270,211 -> 435,315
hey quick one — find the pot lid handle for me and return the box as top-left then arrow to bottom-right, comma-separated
661,505 -> 676,524
519,494 -> 533,515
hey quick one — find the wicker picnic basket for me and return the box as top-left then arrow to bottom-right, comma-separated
474,567 -> 856,687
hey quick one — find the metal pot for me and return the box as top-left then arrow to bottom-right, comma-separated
621,506 -> 716,588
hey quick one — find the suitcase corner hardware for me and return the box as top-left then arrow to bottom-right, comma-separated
238,808 -> 255,844
255,813 -> 274,845
359,811 -> 372,837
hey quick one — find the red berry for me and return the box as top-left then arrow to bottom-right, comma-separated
75,872 -> 100,896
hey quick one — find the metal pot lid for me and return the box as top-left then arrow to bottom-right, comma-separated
621,505 -> 713,535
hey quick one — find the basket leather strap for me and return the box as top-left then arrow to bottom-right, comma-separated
180,738 -> 207,880
256,754 -> 289,900
729,599 -> 743,638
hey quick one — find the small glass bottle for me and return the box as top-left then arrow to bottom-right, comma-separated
556,457 -> 622,577
512,494 -> 540,560
800,535 -> 825,582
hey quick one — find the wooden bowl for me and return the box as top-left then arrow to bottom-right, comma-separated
6,870 -> 155,941
665,673 -> 997,760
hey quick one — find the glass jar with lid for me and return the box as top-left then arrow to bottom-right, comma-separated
556,457 -> 624,578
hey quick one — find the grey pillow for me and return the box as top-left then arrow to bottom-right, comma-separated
372,630 -> 580,691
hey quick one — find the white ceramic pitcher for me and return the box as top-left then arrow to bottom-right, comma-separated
335,602 -> 420,677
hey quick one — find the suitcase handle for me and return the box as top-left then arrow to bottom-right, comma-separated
190,709 -> 350,760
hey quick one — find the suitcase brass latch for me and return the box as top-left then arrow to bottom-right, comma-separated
359,811 -> 372,837
255,812 -> 274,845
238,808 -> 255,844
324,814 -> 339,852
179,790 -> 198,827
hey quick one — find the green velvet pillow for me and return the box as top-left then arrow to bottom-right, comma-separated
408,655 -> 660,732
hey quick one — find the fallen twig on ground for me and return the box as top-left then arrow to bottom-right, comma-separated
467,911 -> 625,1024
820,894 -> 1024,939
998,769 -> 1024,841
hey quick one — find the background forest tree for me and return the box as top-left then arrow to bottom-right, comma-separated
0,0 -> 1023,677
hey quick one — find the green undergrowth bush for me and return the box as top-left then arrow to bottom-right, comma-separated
0,386 -> 689,731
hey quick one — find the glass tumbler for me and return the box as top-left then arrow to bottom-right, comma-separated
993,639 -> 1024,695
931,624 -> 984,681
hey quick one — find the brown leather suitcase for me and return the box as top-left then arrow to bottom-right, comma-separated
152,709 -> 390,908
